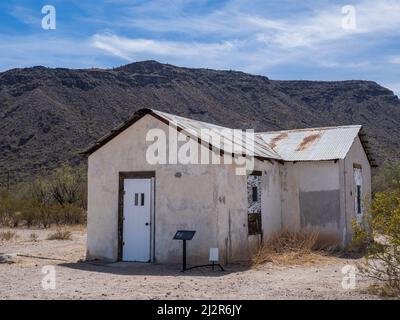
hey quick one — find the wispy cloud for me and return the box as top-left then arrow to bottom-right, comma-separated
388,56 -> 400,64
0,0 -> 399,90
8,5 -> 41,27
91,34 -> 236,60
90,0 -> 400,73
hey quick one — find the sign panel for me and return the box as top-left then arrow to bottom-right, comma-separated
173,230 -> 196,241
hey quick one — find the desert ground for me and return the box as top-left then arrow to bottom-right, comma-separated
0,227 -> 379,300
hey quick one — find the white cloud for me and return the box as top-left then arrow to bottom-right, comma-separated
4,0 -> 398,82
113,0 -> 400,49
9,5 -> 41,27
388,56 -> 400,64
90,33 -> 255,70
250,0 -> 400,49
91,34 -> 236,59
384,83 -> 400,97
89,0 -> 400,73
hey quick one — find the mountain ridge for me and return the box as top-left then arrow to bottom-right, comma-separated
1,60 -> 399,183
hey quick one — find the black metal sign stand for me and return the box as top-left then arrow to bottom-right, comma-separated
182,239 -> 187,271
173,230 -> 224,272
173,230 -> 196,272
183,262 -> 224,272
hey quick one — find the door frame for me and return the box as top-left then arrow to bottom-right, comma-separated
118,171 -> 156,262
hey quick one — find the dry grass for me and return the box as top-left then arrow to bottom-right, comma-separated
0,230 -> 17,241
65,224 -> 86,233
251,230 -> 333,266
46,229 -> 72,241
366,283 -> 400,298
29,232 -> 39,241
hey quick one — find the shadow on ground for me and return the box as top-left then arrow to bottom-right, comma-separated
59,260 -> 249,277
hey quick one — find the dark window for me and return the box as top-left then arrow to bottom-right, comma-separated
248,213 -> 262,235
134,193 -> 145,206
134,193 -> 138,206
356,185 -> 361,214
252,186 -> 258,202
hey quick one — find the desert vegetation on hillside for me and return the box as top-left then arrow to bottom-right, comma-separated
0,164 -> 86,228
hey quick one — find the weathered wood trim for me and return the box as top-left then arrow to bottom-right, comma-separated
353,163 -> 362,169
248,170 -> 262,176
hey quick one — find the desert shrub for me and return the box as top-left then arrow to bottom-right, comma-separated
251,230 -> 319,266
0,164 -> 87,228
57,203 -> 86,225
29,232 -> 39,241
0,190 -> 27,227
20,200 -> 39,227
352,185 -> 400,296
0,230 -> 17,241
0,190 -> 15,226
46,229 -> 72,240
49,165 -> 87,209
372,161 -> 400,194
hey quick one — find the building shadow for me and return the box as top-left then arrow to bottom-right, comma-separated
58,260 -> 249,277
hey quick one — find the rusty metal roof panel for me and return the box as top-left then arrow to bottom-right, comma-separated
256,125 -> 362,161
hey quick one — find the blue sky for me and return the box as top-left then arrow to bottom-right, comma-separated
0,0 -> 399,95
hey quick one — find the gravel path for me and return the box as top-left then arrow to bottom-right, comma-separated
0,227 -> 379,300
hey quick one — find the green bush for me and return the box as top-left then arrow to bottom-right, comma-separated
353,184 -> 400,296
0,190 -> 25,227
372,161 -> 400,194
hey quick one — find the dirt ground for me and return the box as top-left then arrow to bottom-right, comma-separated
0,227 -> 380,300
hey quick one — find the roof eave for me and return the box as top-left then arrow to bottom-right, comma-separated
358,126 -> 378,167
80,108 -> 154,156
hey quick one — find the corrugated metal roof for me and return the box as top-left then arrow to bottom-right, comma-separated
256,125 -> 362,161
83,108 -> 376,166
152,109 -> 281,160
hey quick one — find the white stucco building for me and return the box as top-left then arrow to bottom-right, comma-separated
83,108 -> 374,264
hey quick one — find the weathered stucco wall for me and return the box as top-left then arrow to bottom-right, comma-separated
215,158 -> 282,263
339,136 -> 371,246
88,115 -> 219,263
280,161 -> 342,245
87,114 -> 282,264
280,136 -> 371,247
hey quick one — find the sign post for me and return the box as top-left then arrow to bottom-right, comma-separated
173,230 -> 196,272
172,230 -> 224,272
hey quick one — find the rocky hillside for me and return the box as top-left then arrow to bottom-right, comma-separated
1,60 -> 399,183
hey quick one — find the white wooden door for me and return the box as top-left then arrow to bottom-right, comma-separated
122,178 -> 152,262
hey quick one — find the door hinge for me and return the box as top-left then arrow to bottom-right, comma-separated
122,241 -> 125,246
